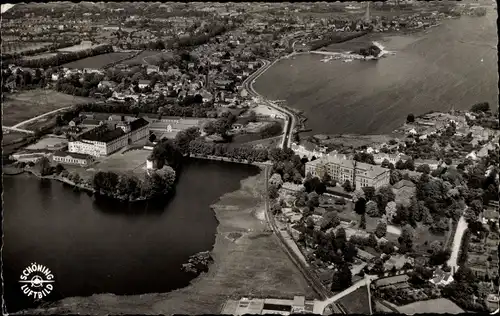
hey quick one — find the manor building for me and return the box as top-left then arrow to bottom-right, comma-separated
68,118 -> 149,157
305,154 -> 390,189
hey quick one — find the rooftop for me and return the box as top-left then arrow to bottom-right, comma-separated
53,151 -> 93,160
79,125 -> 126,143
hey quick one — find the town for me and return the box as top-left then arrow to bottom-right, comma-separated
1,1 -> 498,315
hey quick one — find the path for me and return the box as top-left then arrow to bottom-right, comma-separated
11,106 -> 72,129
447,215 -> 468,274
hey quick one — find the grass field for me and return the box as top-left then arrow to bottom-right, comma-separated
57,42 -> 100,52
22,52 -> 58,61
92,149 -> 151,176
121,50 -> 173,66
337,286 -> 371,314
63,52 -> 135,69
25,137 -> 67,150
2,90 -> 95,127
397,298 -> 464,314
2,131 -> 28,146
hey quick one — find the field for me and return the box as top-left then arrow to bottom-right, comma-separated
25,137 -> 67,150
413,223 -> 447,254
2,90 -> 95,127
62,52 -> 136,69
121,50 -> 173,66
92,149 -> 151,176
1,41 -> 51,54
319,134 -> 394,147
397,298 -> 464,314
2,131 -> 27,146
23,170 -> 315,315
337,286 -> 371,314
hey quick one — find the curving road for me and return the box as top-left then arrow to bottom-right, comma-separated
11,106 -> 72,129
242,58 -> 297,149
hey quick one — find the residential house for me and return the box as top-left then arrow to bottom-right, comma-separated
481,209 -> 498,224
98,80 -> 117,90
430,268 -> 454,286
146,65 -> 160,74
138,80 -> 151,89
373,153 -> 401,165
291,142 -> 327,160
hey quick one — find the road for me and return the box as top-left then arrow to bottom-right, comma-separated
2,126 -> 34,134
11,106 -> 72,129
242,58 -> 296,149
447,214 -> 468,274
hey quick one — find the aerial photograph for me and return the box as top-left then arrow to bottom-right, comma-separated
1,0 -> 498,315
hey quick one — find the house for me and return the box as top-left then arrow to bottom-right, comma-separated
146,65 -> 160,74
138,80 -> 151,89
98,80 -> 117,90
481,209 -> 498,224
52,151 -> 94,166
373,153 -> 400,165
414,159 -> 441,170
430,268 -> 454,286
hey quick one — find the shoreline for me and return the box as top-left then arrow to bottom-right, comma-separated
14,168 -> 314,315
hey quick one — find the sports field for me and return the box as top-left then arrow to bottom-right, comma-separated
63,52 -> 135,69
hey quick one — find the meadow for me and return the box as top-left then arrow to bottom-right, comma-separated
62,52 -> 136,69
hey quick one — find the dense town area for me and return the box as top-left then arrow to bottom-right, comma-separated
1,1 -> 498,315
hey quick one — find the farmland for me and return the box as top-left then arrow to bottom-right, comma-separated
2,89 -> 95,127
120,50 -> 173,66
397,298 -> 464,314
63,52 -> 136,69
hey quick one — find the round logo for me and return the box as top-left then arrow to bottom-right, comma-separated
19,262 -> 55,299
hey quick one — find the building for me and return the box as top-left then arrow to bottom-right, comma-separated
68,118 -> 149,157
221,296 -> 315,315
430,268 -> 454,286
138,80 -> 151,89
305,155 -> 390,189
147,116 -> 214,136
52,151 -> 94,166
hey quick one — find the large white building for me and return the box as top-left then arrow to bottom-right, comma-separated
69,118 -> 149,157
305,154 -> 390,189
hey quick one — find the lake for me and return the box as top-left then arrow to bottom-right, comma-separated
2,159 -> 260,313
254,6 -> 498,135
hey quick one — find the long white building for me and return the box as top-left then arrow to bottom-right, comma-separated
69,118 -> 149,157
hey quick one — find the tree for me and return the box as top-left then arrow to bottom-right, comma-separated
307,191 -> 320,207
54,163 -> 65,174
353,189 -> 366,202
470,102 -> 490,113
381,159 -> 391,169
268,184 -> 279,199
366,200 -> 380,217
390,169 -> 403,185
416,164 -> 431,174
320,211 -> 340,230
407,113 -> 415,123
354,197 -> 367,215
375,220 -> 387,238
321,172 -> 332,185
343,242 -> 358,263
36,157 -> 52,176
385,201 -> 397,223
269,173 -> 284,188
342,180 -> 353,192
359,213 -> 367,229
149,133 -> 157,142
404,159 -> 415,171
362,186 -> 375,201
375,186 -> 395,213
331,264 -> 352,291
398,224 -> 414,253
